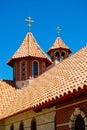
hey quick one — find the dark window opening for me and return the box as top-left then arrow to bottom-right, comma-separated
55,52 -> 59,60
33,61 -> 38,77
10,124 -> 14,130
75,114 -> 85,130
19,121 -> 24,130
61,52 -> 65,59
31,118 -> 37,130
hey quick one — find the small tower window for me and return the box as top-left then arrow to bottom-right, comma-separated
13,63 -> 17,81
75,114 -> 85,130
55,52 -> 60,61
31,118 -> 37,130
33,61 -> 38,77
61,51 -> 65,60
19,121 -> 24,130
20,60 -> 27,80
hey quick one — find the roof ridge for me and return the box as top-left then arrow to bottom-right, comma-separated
28,32 -> 52,62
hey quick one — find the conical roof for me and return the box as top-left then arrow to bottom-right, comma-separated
7,32 -> 52,66
47,37 -> 71,54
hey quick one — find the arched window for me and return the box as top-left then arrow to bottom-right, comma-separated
61,51 -> 65,60
20,60 -> 27,80
75,114 -> 85,130
13,63 -> 17,81
31,118 -> 37,130
33,61 -> 38,77
10,124 -> 14,130
19,121 -> 24,130
69,107 -> 87,130
55,51 -> 60,60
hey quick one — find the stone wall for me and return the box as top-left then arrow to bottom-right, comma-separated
0,107 -> 56,130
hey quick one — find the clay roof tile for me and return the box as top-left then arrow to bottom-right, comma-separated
7,32 -> 52,66
0,46 -> 87,120
47,37 -> 71,54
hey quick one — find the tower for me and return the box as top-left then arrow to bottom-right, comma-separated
47,27 -> 71,64
7,17 -> 52,89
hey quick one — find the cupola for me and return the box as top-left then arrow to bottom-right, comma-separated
47,27 -> 71,64
7,17 -> 52,89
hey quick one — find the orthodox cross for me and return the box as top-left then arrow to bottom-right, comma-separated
25,17 -> 34,32
56,26 -> 61,37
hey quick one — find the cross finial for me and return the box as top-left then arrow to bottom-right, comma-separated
25,17 -> 34,32
56,26 -> 61,37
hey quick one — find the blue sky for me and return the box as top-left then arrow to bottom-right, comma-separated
0,0 -> 87,80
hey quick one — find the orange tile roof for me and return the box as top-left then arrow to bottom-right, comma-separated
0,46 -> 87,120
47,37 -> 71,54
7,32 -> 52,66
0,80 -> 20,116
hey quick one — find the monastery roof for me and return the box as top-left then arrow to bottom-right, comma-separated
0,46 -> 87,120
47,37 -> 71,54
0,80 -> 20,116
7,32 -> 52,66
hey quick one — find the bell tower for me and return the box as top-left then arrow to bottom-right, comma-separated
47,27 -> 71,64
7,17 -> 52,89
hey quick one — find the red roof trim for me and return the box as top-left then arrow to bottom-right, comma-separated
33,85 -> 87,112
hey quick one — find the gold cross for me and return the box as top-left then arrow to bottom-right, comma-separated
25,17 -> 34,32
56,26 -> 61,37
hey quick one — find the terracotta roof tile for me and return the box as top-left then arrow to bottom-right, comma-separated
19,46 -> 87,106
0,80 -> 20,116
7,32 -> 52,65
0,46 -> 87,119
47,37 -> 71,54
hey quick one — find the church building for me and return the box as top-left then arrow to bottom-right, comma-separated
0,17 -> 87,130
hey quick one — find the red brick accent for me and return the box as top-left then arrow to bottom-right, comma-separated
13,57 -> 47,81
56,94 -> 87,130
